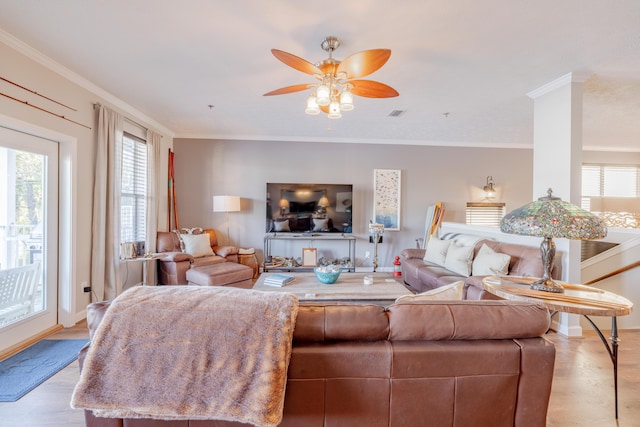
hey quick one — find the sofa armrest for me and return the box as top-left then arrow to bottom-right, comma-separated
401,248 -> 426,260
158,251 -> 193,263
213,245 -> 239,258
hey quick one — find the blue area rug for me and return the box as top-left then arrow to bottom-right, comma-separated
0,339 -> 88,402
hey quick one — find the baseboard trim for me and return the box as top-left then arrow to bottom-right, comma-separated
0,324 -> 64,361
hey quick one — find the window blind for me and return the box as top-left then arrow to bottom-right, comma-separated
121,133 -> 147,244
465,202 -> 506,228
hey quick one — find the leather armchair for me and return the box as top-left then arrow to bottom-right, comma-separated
156,229 -> 239,285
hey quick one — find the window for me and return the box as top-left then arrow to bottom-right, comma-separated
465,202 -> 506,227
120,132 -> 147,246
582,164 -> 640,198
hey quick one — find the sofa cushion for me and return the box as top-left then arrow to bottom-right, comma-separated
443,243 -> 474,276
472,243 -> 511,276
180,233 -> 215,258
293,304 -> 389,342
423,237 -> 451,265
387,300 -> 551,341
395,281 -> 464,303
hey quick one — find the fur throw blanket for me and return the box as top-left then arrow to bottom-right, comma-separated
71,285 -> 299,427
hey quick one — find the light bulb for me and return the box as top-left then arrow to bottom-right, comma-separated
305,95 -> 320,115
328,101 -> 342,119
339,90 -> 354,111
316,85 -> 330,106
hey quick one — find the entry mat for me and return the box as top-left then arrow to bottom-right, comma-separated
0,339 -> 88,401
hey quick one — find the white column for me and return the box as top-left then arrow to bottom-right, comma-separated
527,72 -> 587,337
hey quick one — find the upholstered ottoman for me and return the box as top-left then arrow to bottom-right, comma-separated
186,263 -> 253,288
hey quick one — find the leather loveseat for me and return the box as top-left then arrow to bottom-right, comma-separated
401,234 -> 559,300
78,297 -> 555,427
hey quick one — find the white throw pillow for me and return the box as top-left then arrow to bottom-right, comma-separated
472,244 -> 511,276
423,237 -> 452,266
180,233 -> 214,258
312,218 -> 328,231
395,281 -> 464,303
443,243 -> 474,277
273,219 -> 290,232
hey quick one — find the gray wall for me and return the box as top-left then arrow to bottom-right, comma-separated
173,139 -> 534,269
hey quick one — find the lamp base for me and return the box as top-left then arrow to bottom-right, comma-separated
530,278 -> 565,293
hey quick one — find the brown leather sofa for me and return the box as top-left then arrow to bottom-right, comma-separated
402,236 -> 559,299
156,229 -> 243,285
79,298 -> 555,427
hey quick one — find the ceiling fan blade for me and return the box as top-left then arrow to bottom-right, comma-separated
263,83 -> 315,96
271,49 -> 322,75
350,80 -> 399,98
319,104 -> 329,114
337,49 -> 391,79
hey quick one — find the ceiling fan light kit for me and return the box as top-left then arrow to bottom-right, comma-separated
264,36 -> 399,119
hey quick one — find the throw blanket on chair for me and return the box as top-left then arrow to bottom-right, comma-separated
71,285 -> 299,427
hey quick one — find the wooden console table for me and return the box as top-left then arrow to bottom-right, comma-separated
482,276 -> 633,419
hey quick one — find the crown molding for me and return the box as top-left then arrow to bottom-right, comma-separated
0,28 -> 174,138
526,71 -> 591,99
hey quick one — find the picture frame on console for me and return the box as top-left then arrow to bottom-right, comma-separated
302,248 -> 317,267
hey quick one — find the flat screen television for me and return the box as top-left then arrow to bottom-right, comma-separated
266,183 -> 353,233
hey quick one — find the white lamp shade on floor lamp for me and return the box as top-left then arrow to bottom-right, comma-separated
213,195 -> 241,213
213,195 -> 241,245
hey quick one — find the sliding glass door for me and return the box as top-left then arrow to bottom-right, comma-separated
0,125 -> 58,353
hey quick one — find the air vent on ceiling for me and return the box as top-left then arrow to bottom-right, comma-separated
388,109 -> 406,117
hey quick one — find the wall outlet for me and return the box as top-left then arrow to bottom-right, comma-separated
365,251 -> 371,259
82,281 -> 91,293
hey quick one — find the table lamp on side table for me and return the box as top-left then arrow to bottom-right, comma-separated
500,188 -> 607,293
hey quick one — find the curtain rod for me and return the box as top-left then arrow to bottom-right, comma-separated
1,91 -> 91,129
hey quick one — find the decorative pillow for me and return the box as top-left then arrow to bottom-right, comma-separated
395,281 -> 464,303
173,227 -> 204,251
180,233 -> 214,258
444,243 -> 474,277
472,244 -> 511,276
273,219 -> 291,232
312,218 -> 329,231
423,237 -> 452,266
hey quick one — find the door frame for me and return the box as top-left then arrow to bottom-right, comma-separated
0,113 -> 78,329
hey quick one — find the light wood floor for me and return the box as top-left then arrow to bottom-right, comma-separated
0,323 -> 638,426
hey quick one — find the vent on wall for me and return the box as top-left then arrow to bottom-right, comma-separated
388,109 -> 406,117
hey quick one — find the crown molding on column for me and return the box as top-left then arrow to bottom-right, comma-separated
0,29 -> 174,138
526,71 -> 591,99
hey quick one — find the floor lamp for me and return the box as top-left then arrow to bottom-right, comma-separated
213,195 -> 241,244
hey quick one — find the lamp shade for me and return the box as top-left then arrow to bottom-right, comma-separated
213,195 -> 240,213
500,189 -> 606,240
500,188 -> 607,294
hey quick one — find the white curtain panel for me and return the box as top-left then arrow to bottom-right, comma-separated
145,129 -> 161,285
91,105 -> 123,300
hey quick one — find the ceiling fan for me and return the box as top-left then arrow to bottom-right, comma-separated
264,36 -> 399,119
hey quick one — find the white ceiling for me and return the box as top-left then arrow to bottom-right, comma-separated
0,1 -> 639,151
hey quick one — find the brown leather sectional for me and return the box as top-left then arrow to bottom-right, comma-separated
79,298 -> 555,427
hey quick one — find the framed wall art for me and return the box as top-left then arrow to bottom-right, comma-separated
373,169 -> 401,231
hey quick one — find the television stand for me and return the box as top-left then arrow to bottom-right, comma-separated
263,233 -> 356,272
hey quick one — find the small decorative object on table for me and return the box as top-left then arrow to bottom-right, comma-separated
314,265 -> 342,284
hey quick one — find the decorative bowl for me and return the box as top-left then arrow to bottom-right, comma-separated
314,266 -> 342,284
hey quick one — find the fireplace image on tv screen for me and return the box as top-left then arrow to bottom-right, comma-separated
266,183 -> 353,233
